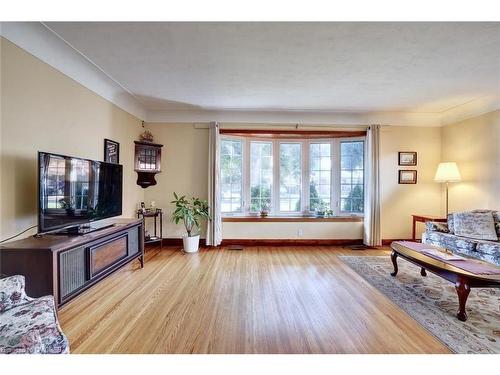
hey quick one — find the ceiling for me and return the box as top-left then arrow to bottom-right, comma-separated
43,22 -> 500,115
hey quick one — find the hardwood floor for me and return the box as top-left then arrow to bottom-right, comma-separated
58,245 -> 450,354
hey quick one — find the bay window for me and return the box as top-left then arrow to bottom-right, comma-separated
220,136 -> 364,216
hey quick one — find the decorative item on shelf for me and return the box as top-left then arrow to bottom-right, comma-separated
434,162 -> 461,216
150,200 -> 156,208
398,151 -> 417,166
139,129 -> 154,143
314,201 -> 333,218
259,202 -> 270,217
139,121 -> 154,143
104,138 -> 120,164
171,193 -> 210,253
134,140 -> 163,188
315,209 -> 326,218
137,207 -> 163,248
398,170 -> 417,184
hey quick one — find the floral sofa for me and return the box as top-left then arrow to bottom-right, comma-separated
422,209 -> 500,266
0,275 -> 69,354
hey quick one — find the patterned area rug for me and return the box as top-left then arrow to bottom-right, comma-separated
340,256 -> 500,354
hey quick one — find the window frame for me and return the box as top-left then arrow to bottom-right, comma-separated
337,137 -> 365,215
220,135 -> 365,217
220,136 -> 245,215
248,139 -> 274,214
276,140 -> 303,215
307,140 -> 334,214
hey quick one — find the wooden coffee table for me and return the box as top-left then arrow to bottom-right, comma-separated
390,241 -> 500,321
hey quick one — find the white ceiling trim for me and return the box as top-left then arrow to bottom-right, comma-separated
0,22 -> 147,120
1,22 -> 498,127
145,109 -> 443,127
440,95 -> 500,126
145,96 -> 500,126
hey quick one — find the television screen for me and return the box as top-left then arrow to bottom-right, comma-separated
38,152 -> 123,233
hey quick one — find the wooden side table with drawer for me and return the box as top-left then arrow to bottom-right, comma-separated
412,214 -> 447,241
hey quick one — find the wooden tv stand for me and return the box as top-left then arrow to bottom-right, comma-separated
0,218 -> 144,308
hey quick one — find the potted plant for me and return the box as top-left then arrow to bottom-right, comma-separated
171,193 -> 210,253
259,202 -> 270,217
59,197 -> 75,216
314,201 -> 329,218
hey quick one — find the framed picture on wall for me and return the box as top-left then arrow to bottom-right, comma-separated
398,170 -> 417,184
104,138 -> 120,164
398,151 -> 417,166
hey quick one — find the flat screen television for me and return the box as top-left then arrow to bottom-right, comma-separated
38,151 -> 123,234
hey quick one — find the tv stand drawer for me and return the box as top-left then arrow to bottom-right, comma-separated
90,235 -> 128,277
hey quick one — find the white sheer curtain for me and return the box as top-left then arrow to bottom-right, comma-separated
364,124 -> 381,246
206,121 -> 222,247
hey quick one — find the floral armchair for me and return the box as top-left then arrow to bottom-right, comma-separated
0,275 -> 69,354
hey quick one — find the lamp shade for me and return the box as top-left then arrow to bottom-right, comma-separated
434,162 -> 461,182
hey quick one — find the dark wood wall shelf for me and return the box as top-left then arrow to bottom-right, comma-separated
134,141 -> 163,188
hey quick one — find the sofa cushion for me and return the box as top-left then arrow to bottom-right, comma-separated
472,210 -> 500,237
453,211 -> 498,241
0,296 -> 69,354
0,275 -> 28,313
425,221 -> 449,233
422,231 -> 477,259
474,241 -> 500,267
494,212 -> 500,237
447,213 -> 455,234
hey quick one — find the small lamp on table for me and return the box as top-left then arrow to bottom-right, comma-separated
434,162 -> 461,216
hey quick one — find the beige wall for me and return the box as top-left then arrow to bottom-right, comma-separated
223,221 -> 363,240
144,123 -> 364,240
143,123 -> 209,238
380,126 -> 442,240
441,110 -> 500,212
146,123 -> 442,240
0,38 -> 145,239
0,37 -> 4,238
4,36 -> 474,243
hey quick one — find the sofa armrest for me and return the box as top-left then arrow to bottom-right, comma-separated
425,221 -> 449,233
0,275 -> 28,312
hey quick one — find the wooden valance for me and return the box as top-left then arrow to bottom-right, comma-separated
219,129 -> 366,139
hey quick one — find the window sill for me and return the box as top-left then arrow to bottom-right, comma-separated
222,215 -> 364,223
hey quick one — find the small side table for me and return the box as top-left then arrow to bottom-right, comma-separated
137,208 -> 163,248
412,214 -> 447,241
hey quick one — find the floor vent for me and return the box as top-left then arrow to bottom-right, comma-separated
227,245 -> 244,250
348,244 -> 373,250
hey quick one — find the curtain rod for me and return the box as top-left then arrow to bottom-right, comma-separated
219,129 -> 367,138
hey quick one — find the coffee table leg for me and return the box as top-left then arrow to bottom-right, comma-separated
455,276 -> 470,322
390,250 -> 398,277
420,268 -> 427,277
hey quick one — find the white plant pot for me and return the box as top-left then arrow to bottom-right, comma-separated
183,235 -> 200,253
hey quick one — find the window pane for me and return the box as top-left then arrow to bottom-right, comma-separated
340,141 -> 364,213
309,142 -> 331,212
279,143 -> 301,212
220,139 -> 243,213
250,141 -> 273,212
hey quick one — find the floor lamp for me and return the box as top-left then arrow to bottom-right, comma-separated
434,162 -> 461,216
